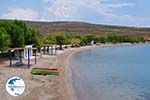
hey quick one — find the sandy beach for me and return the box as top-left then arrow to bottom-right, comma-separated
0,45 -> 98,100
0,43 -> 136,100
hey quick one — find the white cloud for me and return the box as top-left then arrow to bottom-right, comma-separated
1,8 -> 38,20
40,0 -> 136,21
105,3 -> 135,8
0,0 -> 139,24
40,0 -> 81,21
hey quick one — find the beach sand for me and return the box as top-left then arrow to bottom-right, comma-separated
0,45 -> 97,100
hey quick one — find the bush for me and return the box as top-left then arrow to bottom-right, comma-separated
0,27 -> 10,51
0,20 -> 40,48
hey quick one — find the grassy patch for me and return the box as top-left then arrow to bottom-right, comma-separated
31,68 -> 59,76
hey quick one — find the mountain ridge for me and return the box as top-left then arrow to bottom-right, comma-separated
26,21 -> 150,36
1,19 -> 150,36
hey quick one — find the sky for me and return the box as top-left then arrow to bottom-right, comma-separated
0,0 -> 150,27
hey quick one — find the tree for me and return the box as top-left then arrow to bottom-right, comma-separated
43,34 -> 56,44
97,36 -> 106,43
0,28 -> 10,52
84,34 -> 97,43
14,19 -> 28,33
10,24 -> 25,47
55,33 -> 68,50
0,20 -> 25,47
0,20 -> 41,48
25,28 -> 40,47
71,38 -> 81,47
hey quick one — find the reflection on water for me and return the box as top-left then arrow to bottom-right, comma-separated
68,44 -> 150,100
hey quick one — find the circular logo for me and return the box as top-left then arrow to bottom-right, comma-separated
6,76 -> 25,96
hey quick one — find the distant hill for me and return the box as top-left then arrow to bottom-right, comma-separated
26,21 -> 150,36
1,19 -> 150,36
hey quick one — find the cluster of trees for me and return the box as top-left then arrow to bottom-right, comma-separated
43,34 -> 96,48
97,34 -> 145,43
0,19 -> 146,52
43,33 -> 145,48
0,20 -> 40,52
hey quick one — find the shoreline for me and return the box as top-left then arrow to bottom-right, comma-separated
61,43 -> 130,100
0,45 -> 99,100
63,46 -> 99,100
61,43 -> 150,100
0,43 -> 149,100
55,45 -> 99,100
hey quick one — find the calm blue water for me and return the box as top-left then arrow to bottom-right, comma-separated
68,44 -> 150,100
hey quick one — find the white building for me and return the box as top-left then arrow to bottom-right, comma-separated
24,45 -> 34,59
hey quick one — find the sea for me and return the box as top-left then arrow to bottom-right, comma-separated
68,44 -> 150,100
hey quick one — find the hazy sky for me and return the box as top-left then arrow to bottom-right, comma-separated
0,0 -> 150,27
